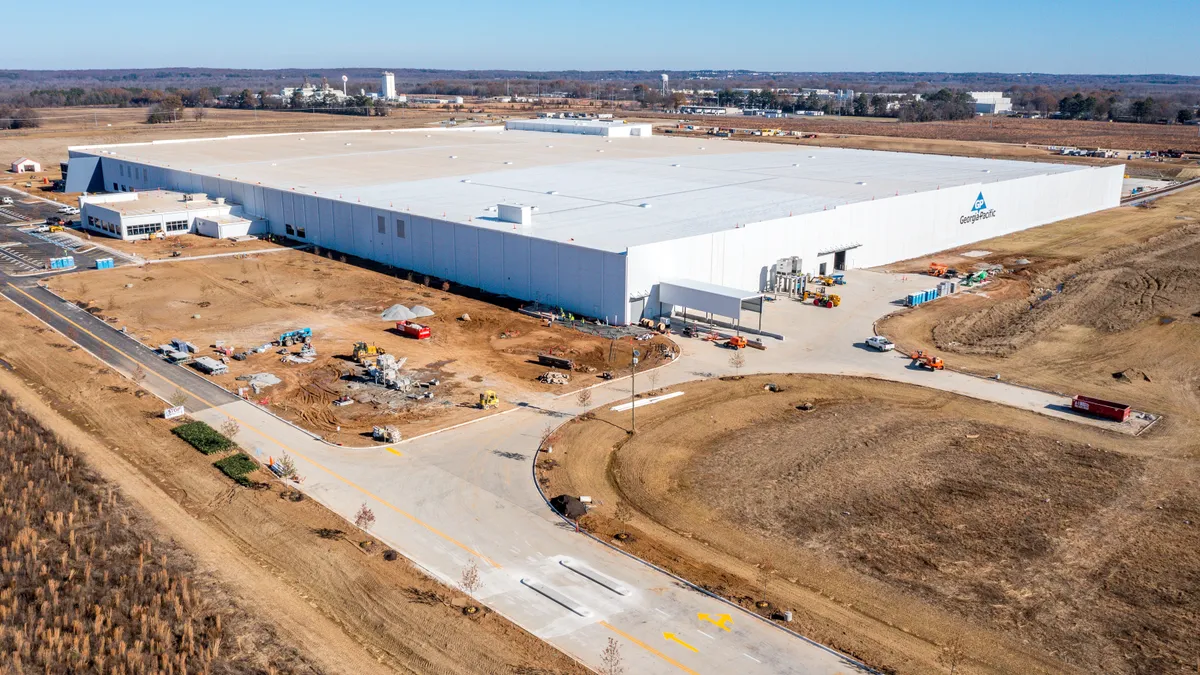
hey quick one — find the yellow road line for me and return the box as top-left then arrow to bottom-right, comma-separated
600,621 -> 701,675
6,283 -> 500,568
386,447 -> 403,456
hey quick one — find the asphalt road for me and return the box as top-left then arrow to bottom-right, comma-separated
0,261 -> 1151,674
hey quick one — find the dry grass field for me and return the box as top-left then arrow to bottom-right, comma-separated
540,374 -> 1199,675
0,390 -> 308,673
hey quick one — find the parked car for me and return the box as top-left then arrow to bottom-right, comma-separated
46,216 -> 65,226
1,197 -> 12,205
32,225 -> 50,233
57,205 -> 79,215
866,336 -> 895,351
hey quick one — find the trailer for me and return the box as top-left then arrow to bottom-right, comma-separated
396,321 -> 431,340
1071,395 -> 1131,422
192,356 -> 229,375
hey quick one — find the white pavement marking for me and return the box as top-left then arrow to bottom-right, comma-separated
697,630 -> 714,640
520,578 -> 592,617
744,653 -> 762,663
610,390 -> 684,412
560,557 -> 631,595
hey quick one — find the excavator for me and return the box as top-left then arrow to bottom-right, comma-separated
479,390 -> 499,409
928,263 -> 958,278
910,350 -> 945,371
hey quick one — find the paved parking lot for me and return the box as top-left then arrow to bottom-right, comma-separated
0,186 -> 69,225
0,224 -> 128,276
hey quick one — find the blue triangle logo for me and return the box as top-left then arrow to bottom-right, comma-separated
972,192 -> 988,212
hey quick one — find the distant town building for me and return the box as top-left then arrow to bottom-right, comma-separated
381,71 -> 397,100
970,91 -> 1013,115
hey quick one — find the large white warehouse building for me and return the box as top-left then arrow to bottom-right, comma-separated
66,125 -> 1122,324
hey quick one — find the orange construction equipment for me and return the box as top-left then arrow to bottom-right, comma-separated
910,350 -> 945,370
725,336 -> 748,349
928,263 -> 949,277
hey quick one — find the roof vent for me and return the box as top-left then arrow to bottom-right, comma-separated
449,155 -> 458,159
547,190 -> 559,195
461,179 -> 471,183
639,203 -> 652,209
497,203 -> 533,227
857,181 -> 867,185
504,161 -> 513,165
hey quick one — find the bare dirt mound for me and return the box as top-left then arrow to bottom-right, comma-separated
543,374 -> 1200,675
933,224 -> 1200,355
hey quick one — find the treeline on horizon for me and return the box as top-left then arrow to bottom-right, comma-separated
1,69 -> 1197,126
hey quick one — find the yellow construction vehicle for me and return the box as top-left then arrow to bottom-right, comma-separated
812,292 -> 841,308
479,390 -> 499,409
48,225 -> 65,233
352,342 -> 385,363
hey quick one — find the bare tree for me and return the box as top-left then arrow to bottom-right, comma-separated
576,387 -> 593,408
756,560 -> 772,593
168,388 -> 188,408
614,501 -> 634,529
599,637 -> 624,675
459,560 -> 482,594
276,453 -> 297,480
192,105 -> 207,122
647,369 -> 660,392
354,503 -> 376,530
219,418 -> 240,440
728,351 -> 746,377
540,424 -> 554,449
937,635 -> 966,675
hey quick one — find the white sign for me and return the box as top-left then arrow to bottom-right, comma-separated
163,406 -> 186,419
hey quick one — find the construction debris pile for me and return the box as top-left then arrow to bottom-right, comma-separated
381,303 -> 436,321
539,372 -> 570,385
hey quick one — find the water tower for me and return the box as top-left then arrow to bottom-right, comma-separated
341,75 -> 348,96
661,74 -> 669,97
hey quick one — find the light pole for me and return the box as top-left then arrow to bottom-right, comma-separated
630,349 -> 640,433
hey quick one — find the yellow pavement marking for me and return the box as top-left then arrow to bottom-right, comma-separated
599,622 -> 700,675
663,632 -> 700,653
698,612 -> 733,631
6,283 -> 500,568
386,447 -> 403,456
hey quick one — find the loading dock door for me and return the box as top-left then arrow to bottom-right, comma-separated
834,251 -> 846,271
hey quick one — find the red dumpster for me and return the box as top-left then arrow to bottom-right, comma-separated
396,321 -> 431,340
1071,395 -> 1131,422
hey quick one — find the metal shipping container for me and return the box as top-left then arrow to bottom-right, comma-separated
1071,395 -> 1131,422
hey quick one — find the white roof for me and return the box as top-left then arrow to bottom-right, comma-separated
73,127 -> 1090,253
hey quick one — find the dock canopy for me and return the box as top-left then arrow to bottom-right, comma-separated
658,278 -> 765,323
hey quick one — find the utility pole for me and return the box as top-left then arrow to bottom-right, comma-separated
630,349 -> 640,433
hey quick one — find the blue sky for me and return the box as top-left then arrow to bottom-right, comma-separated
15,0 -> 1200,74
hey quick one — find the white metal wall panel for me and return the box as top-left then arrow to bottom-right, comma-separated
265,189 -> 284,234
351,205 -> 373,259
431,219 -> 455,279
528,239 -> 559,306
332,202 -> 353,252
601,253 -> 626,324
477,229 -> 505,292
303,196 -> 320,242
372,209 -> 392,265
317,199 -> 334,250
392,214 -> 413,270
502,233 -> 531,300
452,223 -> 480,288
411,216 -> 434,272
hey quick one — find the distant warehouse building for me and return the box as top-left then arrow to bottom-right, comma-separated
65,122 -> 1121,325
970,91 -> 1013,115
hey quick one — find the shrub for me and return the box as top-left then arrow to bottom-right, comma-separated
214,452 -> 259,486
172,420 -> 236,455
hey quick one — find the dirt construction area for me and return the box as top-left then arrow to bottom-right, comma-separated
0,298 -> 585,674
47,249 -> 673,445
879,188 -> 1200,444
539,374 -> 1199,675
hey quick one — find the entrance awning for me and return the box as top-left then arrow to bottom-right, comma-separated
817,243 -> 861,256
658,278 -> 764,322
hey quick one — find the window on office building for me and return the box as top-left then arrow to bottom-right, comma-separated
377,215 -> 386,234
165,220 -> 188,232
125,222 -> 162,237
285,224 -> 295,235
113,183 -> 118,191
395,218 -> 406,238
296,226 -> 306,238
